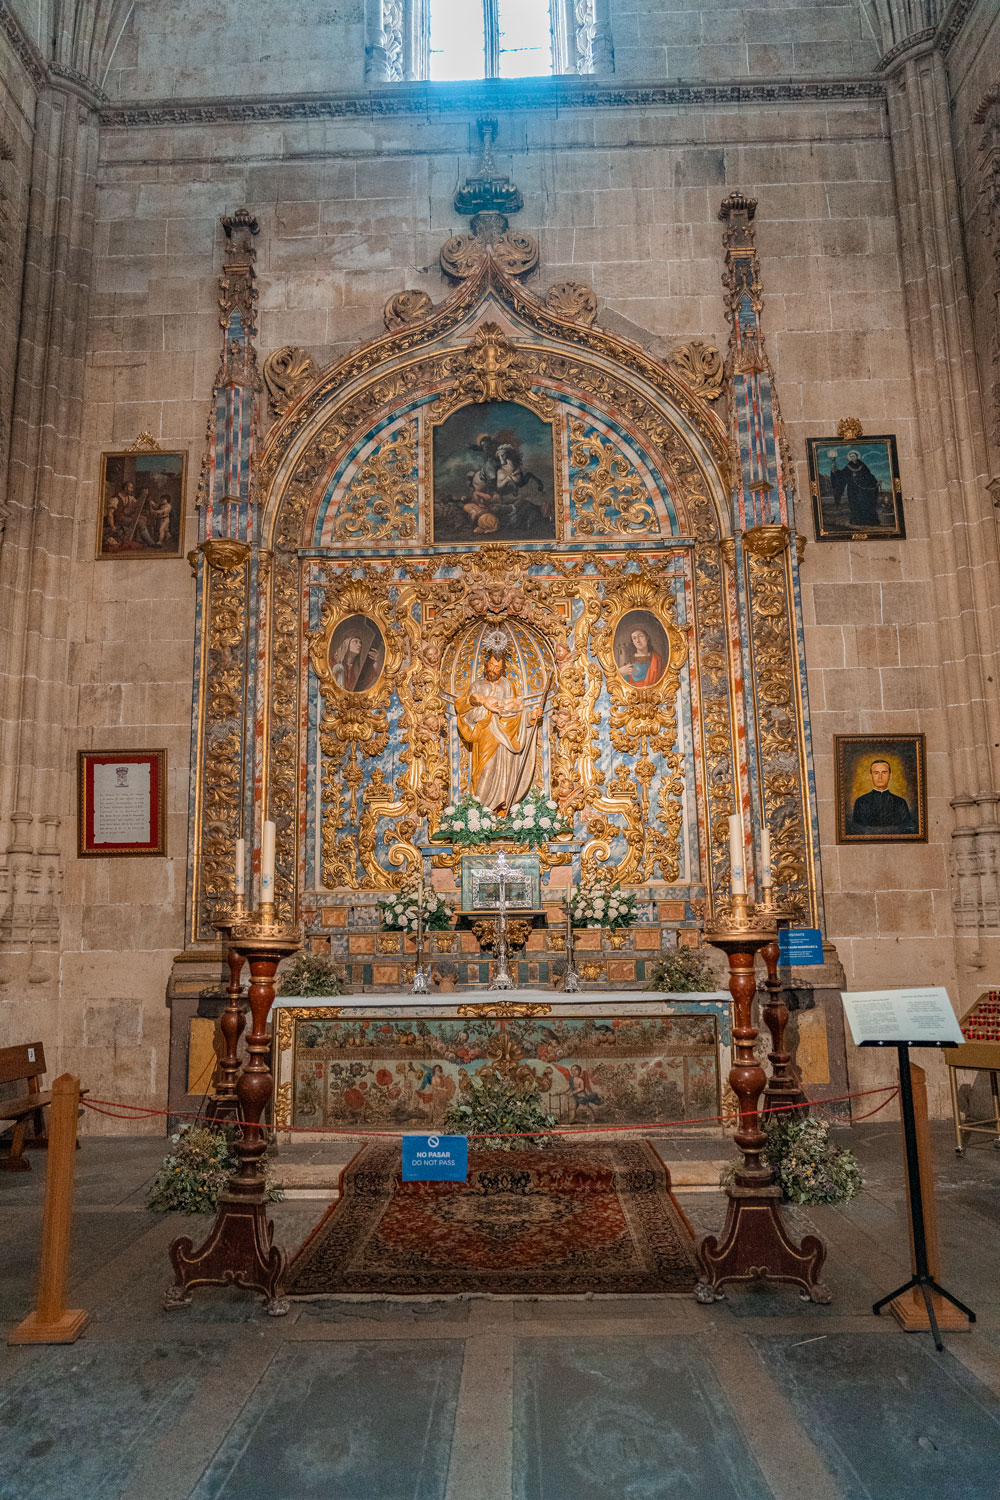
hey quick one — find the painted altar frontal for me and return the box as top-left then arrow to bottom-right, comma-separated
271,993 -> 732,1137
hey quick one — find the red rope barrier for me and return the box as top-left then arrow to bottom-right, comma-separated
81,1083 -> 899,1138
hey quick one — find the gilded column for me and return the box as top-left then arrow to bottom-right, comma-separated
188,211 -> 262,942
719,193 -> 822,926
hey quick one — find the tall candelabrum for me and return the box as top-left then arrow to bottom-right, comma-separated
695,890 -> 830,1305
755,885 -> 808,1118
207,894 -> 248,1122
166,896 -> 302,1316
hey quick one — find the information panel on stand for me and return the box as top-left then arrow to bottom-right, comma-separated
840,987 -> 964,1048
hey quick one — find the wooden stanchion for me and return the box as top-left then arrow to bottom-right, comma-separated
9,1074 -> 89,1345
890,1062 -> 970,1333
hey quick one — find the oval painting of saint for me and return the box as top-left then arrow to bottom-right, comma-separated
328,615 -> 386,693
613,610 -> 670,688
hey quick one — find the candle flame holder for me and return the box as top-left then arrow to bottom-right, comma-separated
167,904 -> 302,1316
694,890 -> 829,1306
207,892 -> 249,1123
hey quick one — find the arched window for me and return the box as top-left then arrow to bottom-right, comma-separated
366,0 -> 612,82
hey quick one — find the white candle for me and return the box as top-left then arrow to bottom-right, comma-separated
260,819 -> 276,904
728,812 -> 746,895
234,838 -> 245,897
760,825 -> 772,889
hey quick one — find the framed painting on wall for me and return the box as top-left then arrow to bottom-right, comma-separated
78,749 -> 167,857
431,400 -> 557,544
96,446 -> 187,559
807,435 -> 904,541
834,734 -> 926,844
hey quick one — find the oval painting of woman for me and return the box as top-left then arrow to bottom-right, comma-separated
328,615 -> 386,693
613,610 -> 669,688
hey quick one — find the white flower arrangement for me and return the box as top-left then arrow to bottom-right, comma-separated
379,879 -> 454,933
434,793 -> 500,848
505,789 -> 572,848
568,875 -> 636,931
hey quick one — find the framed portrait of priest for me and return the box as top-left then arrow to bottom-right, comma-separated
807,435 -> 904,541
835,734 -> 926,844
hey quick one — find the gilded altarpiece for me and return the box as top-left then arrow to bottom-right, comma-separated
187,256 -> 821,942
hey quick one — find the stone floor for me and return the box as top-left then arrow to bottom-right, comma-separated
1,1122 -> 999,1499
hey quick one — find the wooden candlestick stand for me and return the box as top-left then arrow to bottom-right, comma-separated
166,905 -> 301,1316
756,894 -> 808,1119
206,897 -> 248,1124
695,895 -> 830,1305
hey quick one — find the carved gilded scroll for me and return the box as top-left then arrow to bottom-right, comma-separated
742,526 -> 814,922
192,540 -> 250,941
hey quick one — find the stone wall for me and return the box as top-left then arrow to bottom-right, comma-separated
102,0 -> 881,101
1,0 -> 997,1130
76,89 -> 941,1128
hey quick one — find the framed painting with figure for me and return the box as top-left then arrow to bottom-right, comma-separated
613,610 -> 670,689
78,749 -> 167,857
96,448 -> 187,559
431,400 -> 557,544
835,734 -> 926,844
327,614 -> 386,694
807,435 -> 904,541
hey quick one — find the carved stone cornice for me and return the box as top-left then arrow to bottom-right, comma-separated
0,1 -> 45,86
100,79 -> 887,130
874,27 -> 937,74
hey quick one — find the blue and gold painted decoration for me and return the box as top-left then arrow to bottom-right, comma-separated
319,416 -> 420,547
567,417 -> 664,539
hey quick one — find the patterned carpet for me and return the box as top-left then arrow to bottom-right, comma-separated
285,1139 -> 700,1296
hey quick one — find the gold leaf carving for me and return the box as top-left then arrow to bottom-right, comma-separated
333,424 -> 417,542
124,430 -> 163,452
667,341 -> 724,401
263,346 -> 319,415
569,420 -> 658,536
457,1001 -> 553,1017
742,524 -> 790,560
200,539 -> 251,572
543,281 -> 598,325
383,289 -> 434,330
440,232 -> 539,282
836,417 -> 864,441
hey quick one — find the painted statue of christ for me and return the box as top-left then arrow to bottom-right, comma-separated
456,646 -> 548,813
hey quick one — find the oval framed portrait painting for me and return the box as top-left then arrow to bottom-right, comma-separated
613,610 -> 670,689
327,615 -> 386,694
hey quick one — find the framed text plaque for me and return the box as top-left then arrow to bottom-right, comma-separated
77,749 -> 167,857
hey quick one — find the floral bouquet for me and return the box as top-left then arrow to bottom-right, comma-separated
505,789 -> 572,847
721,1115 -> 863,1206
379,879 -> 453,933
568,875 -> 636,930
434,793 -> 500,847
146,1124 -> 282,1214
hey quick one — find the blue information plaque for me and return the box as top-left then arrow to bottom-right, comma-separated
402,1134 -> 469,1182
778,927 -> 825,966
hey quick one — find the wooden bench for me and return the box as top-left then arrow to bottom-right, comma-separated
0,1043 -> 58,1171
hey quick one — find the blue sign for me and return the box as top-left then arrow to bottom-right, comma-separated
778,927 -> 825,966
402,1134 -> 469,1182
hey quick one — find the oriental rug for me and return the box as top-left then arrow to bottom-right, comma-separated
285,1139 -> 700,1297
